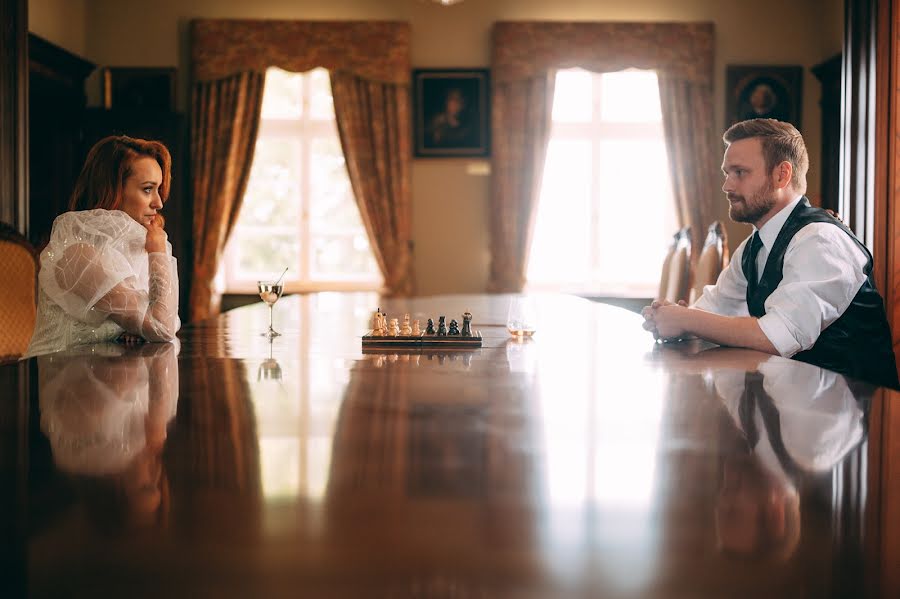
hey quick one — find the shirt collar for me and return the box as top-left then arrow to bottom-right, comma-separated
756,195 -> 804,250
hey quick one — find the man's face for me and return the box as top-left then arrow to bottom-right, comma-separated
721,137 -> 777,225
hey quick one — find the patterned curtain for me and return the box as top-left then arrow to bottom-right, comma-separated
331,72 -> 415,296
188,71 -> 264,322
658,74 -> 717,257
188,20 -> 412,320
489,22 -> 717,291
487,74 -> 555,292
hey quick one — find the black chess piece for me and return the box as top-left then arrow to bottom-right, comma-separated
448,319 -> 460,335
437,316 -> 447,336
461,312 -> 473,336
425,318 -> 436,335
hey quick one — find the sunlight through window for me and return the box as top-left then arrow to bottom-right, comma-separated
219,67 -> 382,294
527,69 -> 677,297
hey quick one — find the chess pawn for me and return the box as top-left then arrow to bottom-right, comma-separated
412,320 -> 421,336
461,312 -> 473,336
437,316 -> 447,336
425,318 -> 436,335
448,319 -> 460,335
389,318 -> 400,336
401,317 -> 412,336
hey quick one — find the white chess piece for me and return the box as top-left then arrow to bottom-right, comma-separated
401,313 -> 412,336
412,320 -> 421,336
389,318 -> 400,336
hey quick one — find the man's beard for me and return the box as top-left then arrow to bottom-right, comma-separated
728,178 -> 776,224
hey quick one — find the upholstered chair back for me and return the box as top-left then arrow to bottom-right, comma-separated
0,222 -> 38,362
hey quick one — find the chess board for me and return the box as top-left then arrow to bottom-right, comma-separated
362,330 -> 483,349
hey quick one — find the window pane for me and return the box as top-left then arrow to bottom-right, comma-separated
241,138 -> 302,227
308,68 -> 335,120
310,233 -> 380,279
600,70 -> 662,122
527,139 -> 592,283
595,139 -> 674,285
261,67 -> 303,119
309,136 -> 355,227
235,231 -> 300,280
552,69 -> 593,123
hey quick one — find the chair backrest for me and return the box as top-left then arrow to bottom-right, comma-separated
689,221 -> 729,304
0,222 -> 38,362
659,227 -> 692,303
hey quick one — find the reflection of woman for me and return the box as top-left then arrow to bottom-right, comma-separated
24,136 -> 180,358
38,341 -> 179,531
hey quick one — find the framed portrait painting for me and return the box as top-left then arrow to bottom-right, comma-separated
725,65 -> 803,129
413,69 -> 490,158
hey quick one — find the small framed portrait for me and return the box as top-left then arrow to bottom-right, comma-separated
725,65 -> 803,129
103,67 -> 177,111
413,68 -> 490,158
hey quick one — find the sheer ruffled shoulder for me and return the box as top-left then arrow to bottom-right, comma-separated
31,209 -> 180,346
39,210 -> 148,325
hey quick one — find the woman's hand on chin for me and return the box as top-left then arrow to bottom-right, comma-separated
144,215 -> 167,254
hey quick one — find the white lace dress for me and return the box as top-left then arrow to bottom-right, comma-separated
24,209 -> 180,358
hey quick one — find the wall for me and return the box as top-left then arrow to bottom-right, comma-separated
72,0 -> 842,295
28,0 -> 87,57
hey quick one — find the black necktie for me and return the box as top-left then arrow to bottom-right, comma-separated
746,232 -> 764,284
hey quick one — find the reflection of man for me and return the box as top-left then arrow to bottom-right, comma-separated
711,354 -> 866,561
642,119 -> 898,389
427,87 -> 475,147
38,341 -> 179,531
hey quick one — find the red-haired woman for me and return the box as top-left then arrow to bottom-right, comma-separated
24,135 -> 180,357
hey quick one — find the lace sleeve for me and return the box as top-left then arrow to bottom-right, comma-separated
42,241 -> 180,342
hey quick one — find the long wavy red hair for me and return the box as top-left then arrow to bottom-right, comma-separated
69,135 -> 172,226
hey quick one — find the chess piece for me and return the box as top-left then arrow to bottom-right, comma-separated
437,316 -> 447,336
389,318 -> 400,336
373,309 -> 385,336
412,320 -> 421,336
425,318 -> 436,335
461,312 -> 473,336
448,319 -> 460,335
402,313 -> 412,336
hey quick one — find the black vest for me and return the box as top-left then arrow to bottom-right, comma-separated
741,198 -> 899,389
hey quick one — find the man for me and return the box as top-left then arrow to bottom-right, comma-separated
642,118 -> 898,389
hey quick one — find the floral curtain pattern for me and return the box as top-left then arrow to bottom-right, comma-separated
189,71 -> 264,322
331,72 -> 415,296
488,22 -> 716,292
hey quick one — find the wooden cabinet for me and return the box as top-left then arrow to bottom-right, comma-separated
812,54 -> 842,214
28,34 -> 95,248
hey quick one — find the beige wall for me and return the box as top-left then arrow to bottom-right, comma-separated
28,0 -> 87,57
66,0 -> 842,295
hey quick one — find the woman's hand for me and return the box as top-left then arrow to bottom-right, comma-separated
144,214 -> 167,254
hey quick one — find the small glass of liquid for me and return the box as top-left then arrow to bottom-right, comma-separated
507,296 -> 537,338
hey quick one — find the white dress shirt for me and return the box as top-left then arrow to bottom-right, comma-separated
692,196 -> 869,357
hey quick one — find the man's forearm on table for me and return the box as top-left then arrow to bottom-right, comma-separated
684,308 -> 779,355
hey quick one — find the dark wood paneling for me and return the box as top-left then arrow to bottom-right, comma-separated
0,0 -> 28,232
812,54 -> 842,214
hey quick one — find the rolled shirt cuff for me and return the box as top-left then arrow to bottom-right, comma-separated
757,312 -> 802,358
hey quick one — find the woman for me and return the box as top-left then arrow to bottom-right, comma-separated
24,135 -> 180,358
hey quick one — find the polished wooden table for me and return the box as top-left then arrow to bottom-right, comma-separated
2,292 -> 900,597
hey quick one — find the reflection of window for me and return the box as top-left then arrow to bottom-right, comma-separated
527,69 -> 677,296
219,67 -> 382,293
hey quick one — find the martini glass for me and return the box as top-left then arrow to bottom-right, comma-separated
258,280 -> 284,338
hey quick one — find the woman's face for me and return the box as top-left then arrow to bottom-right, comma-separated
121,156 -> 163,226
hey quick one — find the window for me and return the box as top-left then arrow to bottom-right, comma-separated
526,69 -> 677,297
219,67 -> 382,293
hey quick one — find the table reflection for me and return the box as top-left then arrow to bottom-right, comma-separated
37,341 -> 179,531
